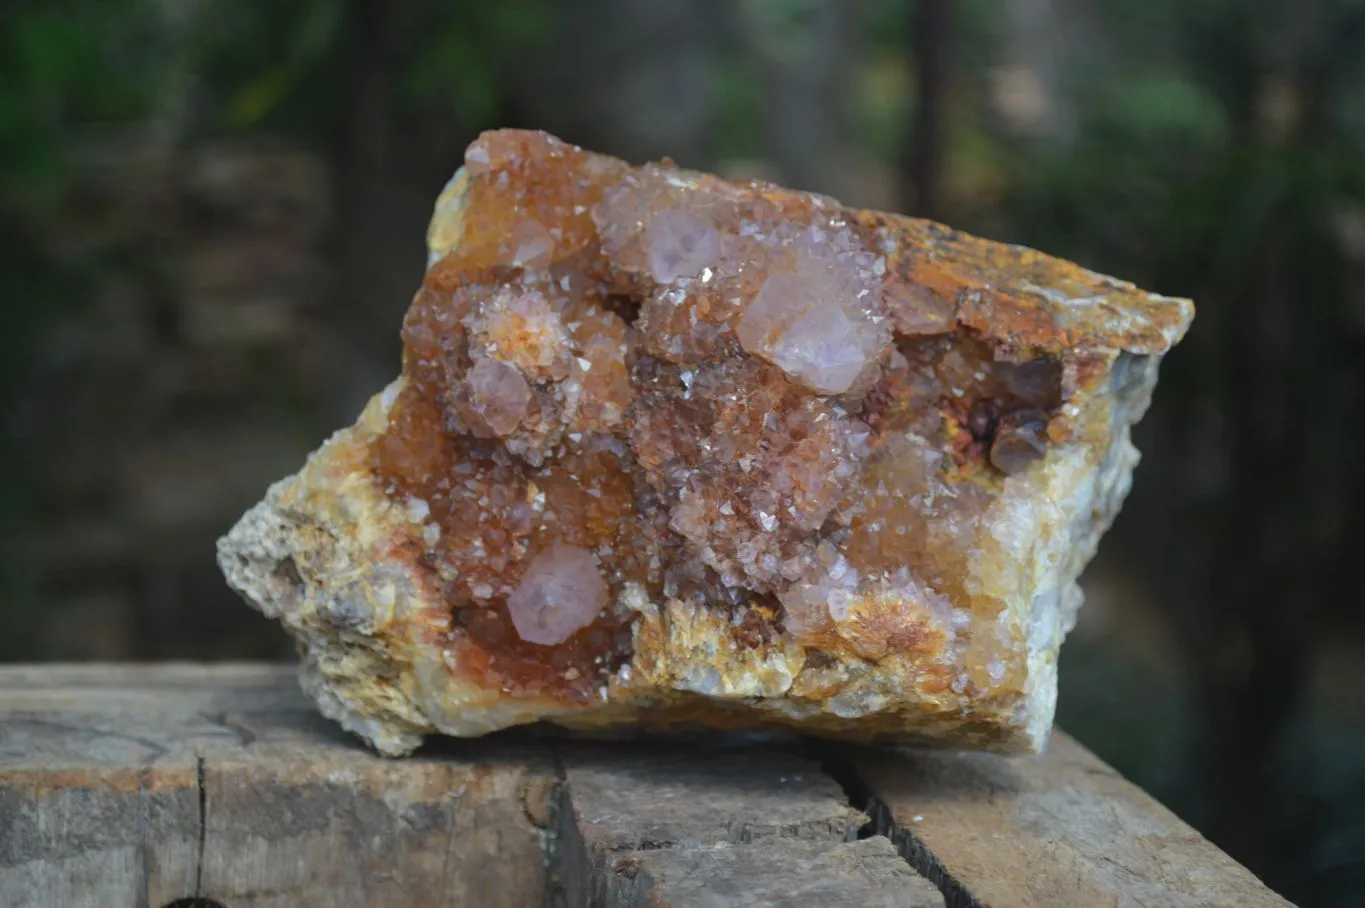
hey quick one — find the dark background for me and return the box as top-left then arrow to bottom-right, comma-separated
3,1 -> 1363,903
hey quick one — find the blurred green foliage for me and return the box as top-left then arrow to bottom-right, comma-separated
211,1 -> 348,131
708,55 -> 765,162
1,3 -> 161,205
0,2 -> 168,554
177,0 -> 553,140
1,1 -> 169,416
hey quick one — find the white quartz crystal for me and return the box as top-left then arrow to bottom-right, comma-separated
736,228 -> 888,394
779,549 -> 861,633
507,544 -> 609,645
508,218 -> 555,270
646,209 -> 722,284
467,357 -> 531,436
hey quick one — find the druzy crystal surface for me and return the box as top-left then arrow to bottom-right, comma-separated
219,130 -> 1193,756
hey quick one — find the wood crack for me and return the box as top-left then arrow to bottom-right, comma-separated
136,765 -> 151,908
194,754 -> 207,899
543,741 -> 946,907
437,769 -> 457,908
819,747 -> 983,908
204,711 -> 257,747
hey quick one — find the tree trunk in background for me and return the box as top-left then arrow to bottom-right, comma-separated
1202,214 -> 1308,879
907,0 -> 949,219
332,0 -> 433,421
739,0 -> 865,202
507,0 -> 715,169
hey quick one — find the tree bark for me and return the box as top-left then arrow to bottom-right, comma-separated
907,0 -> 950,219
741,0 -> 863,200
331,0 -> 426,420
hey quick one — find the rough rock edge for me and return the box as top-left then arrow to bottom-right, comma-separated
217,482 -> 426,756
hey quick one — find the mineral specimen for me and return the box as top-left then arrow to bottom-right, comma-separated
218,129 -> 1193,757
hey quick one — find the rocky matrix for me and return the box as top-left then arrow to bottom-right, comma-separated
218,130 -> 1193,756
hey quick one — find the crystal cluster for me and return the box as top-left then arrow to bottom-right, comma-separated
218,130 -> 1193,756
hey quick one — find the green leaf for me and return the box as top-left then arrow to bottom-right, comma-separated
224,65 -> 293,129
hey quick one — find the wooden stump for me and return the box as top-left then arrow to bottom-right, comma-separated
0,664 -> 1293,908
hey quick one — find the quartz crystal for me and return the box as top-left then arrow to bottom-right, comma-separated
218,129 -> 1193,756
506,544 -> 608,646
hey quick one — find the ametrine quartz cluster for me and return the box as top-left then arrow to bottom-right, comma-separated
218,130 -> 1193,756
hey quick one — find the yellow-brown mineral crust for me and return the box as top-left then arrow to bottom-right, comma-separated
218,129 -> 1194,756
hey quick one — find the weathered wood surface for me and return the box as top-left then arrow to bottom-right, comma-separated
0,663 -> 556,908
560,744 -> 863,847
595,838 -> 942,908
0,664 -> 1293,908
553,743 -> 941,906
851,737 -> 1296,908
